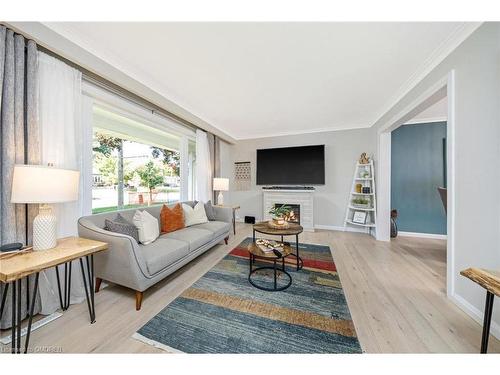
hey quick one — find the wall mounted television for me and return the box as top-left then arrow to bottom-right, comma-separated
256,145 -> 325,185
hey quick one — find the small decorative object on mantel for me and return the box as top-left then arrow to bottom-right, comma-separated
268,204 -> 291,228
359,152 -> 370,164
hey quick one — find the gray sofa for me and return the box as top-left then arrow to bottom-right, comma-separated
77,202 -> 232,310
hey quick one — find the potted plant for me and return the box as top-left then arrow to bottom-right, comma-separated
352,197 -> 370,209
268,204 -> 292,225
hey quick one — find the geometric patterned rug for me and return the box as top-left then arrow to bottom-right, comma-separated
133,237 -> 362,353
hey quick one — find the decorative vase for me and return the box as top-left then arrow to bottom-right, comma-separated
33,204 -> 57,250
273,217 -> 285,226
390,209 -> 398,238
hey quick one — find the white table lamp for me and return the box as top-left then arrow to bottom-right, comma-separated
213,178 -> 229,205
11,165 -> 80,250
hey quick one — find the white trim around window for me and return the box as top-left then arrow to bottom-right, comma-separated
82,80 -> 196,141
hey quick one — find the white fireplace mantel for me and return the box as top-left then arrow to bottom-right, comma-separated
262,189 -> 315,231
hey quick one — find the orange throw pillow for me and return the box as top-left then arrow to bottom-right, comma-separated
160,203 -> 185,233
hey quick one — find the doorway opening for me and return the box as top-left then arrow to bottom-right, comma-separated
377,71 -> 455,297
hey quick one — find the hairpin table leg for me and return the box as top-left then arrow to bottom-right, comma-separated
0,283 -> 8,320
11,280 -> 16,353
79,255 -> 96,324
55,262 -> 72,311
480,291 -> 494,353
24,272 -> 40,353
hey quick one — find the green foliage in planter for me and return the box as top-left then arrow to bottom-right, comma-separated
268,204 -> 292,218
352,197 -> 370,205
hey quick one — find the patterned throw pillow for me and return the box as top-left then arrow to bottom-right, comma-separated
204,200 -> 217,221
104,213 -> 140,243
160,203 -> 185,233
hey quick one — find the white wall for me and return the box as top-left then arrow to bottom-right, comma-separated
374,23 -> 500,336
220,128 -> 375,229
407,97 -> 447,123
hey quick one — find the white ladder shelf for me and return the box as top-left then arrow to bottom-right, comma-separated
344,160 -> 377,233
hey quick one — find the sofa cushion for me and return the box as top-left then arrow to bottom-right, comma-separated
140,237 -> 190,275
192,221 -> 230,238
163,227 -> 213,252
204,200 -> 217,221
104,213 -> 139,243
133,210 -> 160,245
182,202 -> 209,227
160,203 -> 185,233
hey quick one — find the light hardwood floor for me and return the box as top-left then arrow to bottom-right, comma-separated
2,224 -> 499,353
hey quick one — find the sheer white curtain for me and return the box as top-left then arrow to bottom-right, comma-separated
195,130 -> 212,202
37,52 -> 90,314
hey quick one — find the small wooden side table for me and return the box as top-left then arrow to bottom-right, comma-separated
252,222 -> 304,271
0,237 -> 107,354
460,267 -> 500,353
215,204 -> 240,235
247,241 -> 293,291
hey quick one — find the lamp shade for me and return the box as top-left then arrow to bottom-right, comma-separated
213,178 -> 229,191
11,164 -> 80,204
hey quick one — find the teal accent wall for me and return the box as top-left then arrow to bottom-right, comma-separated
391,122 -> 447,235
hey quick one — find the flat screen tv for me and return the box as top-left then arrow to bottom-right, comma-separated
256,145 -> 325,185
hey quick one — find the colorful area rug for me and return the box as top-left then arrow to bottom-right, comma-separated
133,237 -> 362,353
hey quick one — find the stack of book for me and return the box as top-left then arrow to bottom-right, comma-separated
255,239 -> 284,254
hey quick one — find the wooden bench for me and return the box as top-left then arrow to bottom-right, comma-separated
460,267 -> 500,353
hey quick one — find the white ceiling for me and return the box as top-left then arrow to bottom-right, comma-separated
47,22 -> 472,139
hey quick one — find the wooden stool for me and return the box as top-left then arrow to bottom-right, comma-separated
460,267 -> 500,353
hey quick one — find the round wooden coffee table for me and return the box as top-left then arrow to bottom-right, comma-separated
247,242 -> 292,291
252,222 -> 304,271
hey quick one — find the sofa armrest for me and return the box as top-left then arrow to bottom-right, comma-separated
212,206 -> 233,224
77,217 -> 150,290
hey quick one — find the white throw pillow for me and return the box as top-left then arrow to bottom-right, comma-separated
182,202 -> 209,227
133,210 -> 160,245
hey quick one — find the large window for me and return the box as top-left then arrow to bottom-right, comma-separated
90,102 -> 193,214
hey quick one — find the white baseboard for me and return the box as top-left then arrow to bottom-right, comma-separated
236,221 -> 368,234
314,224 -> 368,234
450,292 -> 500,341
0,312 -> 63,345
398,231 -> 447,240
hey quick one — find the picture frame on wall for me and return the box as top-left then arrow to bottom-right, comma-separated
352,211 -> 367,224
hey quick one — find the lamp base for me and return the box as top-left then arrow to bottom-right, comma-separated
217,191 -> 224,206
33,204 -> 57,250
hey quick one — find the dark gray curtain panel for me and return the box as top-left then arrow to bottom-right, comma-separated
0,25 -> 41,329
207,133 -> 221,202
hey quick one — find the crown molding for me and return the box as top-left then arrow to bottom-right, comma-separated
235,23 -> 480,140
403,116 -> 447,125
233,123 -> 372,140
370,22 -> 482,128
5,21 -> 236,144
5,22 -> 481,142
